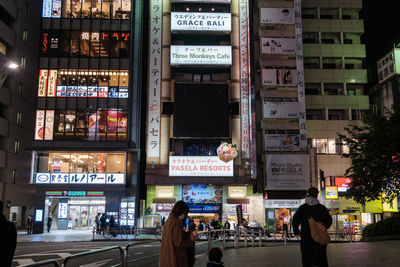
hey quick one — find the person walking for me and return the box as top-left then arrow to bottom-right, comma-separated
27,216 -> 33,234
100,213 -> 107,234
159,201 -> 195,267
293,187 -> 332,267
95,213 -> 100,234
47,214 -> 53,233
0,200 -> 17,267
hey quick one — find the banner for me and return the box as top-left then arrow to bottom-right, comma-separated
47,70 -> 57,96
265,133 -> 300,151
44,110 -> 54,140
38,70 -> 48,97
266,154 -> 309,190
172,0 -> 231,2
260,8 -> 294,24
35,173 -> 125,184
262,69 -> 297,86
261,38 -> 296,54
147,0 -> 162,158
182,184 -> 223,204
169,156 -> 233,177
335,177 -> 352,192
365,198 -> 383,213
34,110 -> 45,140
170,46 -> 232,65
263,98 -> 299,119
171,12 -> 231,32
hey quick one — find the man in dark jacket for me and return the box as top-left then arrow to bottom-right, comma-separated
293,187 -> 332,267
0,200 -> 17,267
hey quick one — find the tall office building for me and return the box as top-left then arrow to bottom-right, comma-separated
0,0 -> 41,227
143,0 -> 265,228
30,0 -> 145,233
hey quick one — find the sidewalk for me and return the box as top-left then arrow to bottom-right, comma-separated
194,240 -> 400,267
17,230 -> 157,242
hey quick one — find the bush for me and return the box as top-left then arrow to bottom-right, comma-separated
362,216 -> 400,237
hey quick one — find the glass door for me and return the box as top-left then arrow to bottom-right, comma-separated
69,206 -> 80,229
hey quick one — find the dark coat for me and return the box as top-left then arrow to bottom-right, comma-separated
0,214 -> 17,267
293,199 -> 332,267
159,214 -> 193,267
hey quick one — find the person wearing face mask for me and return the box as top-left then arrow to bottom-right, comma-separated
159,201 -> 196,267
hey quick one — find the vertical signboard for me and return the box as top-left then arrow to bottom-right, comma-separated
44,110 -> 54,140
294,0 -> 307,149
47,70 -> 57,97
147,0 -> 162,158
239,0 -> 250,159
38,70 -> 48,97
34,110 -> 45,140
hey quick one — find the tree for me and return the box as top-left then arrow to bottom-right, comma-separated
338,106 -> 400,205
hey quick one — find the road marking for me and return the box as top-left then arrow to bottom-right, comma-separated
14,259 -> 35,265
135,252 -> 144,255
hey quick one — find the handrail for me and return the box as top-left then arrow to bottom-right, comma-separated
63,245 -> 124,267
20,259 -> 60,267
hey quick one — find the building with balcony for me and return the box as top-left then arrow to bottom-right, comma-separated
143,0 -> 264,228
0,0 -> 41,228
29,0 -> 145,233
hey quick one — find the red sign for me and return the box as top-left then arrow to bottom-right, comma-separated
335,177 -> 353,192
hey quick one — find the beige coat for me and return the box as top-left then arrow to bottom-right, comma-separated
159,215 -> 193,267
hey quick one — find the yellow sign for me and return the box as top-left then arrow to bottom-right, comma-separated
325,186 -> 338,199
383,196 -> 399,212
339,197 -> 362,214
155,186 -> 175,198
228,186 -> 247,198
365,198 -> 383,213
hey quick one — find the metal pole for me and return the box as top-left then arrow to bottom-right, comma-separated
223,229 -> 226,248
235,227 -> 239,248
208,230 -> 211,252
258,230 -> 262,247
92,226 -> 95,241
251,229 -> 255,247
284,229 -> 287,246
244,229 -> 248,247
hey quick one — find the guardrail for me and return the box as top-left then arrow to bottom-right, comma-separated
22,229 -> 360,266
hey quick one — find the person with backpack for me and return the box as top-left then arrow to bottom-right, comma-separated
293,187 -> 332,267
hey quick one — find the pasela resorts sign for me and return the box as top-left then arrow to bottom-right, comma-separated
169,156 -> 233,177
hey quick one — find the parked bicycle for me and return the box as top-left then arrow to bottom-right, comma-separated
334,229 -> 355,241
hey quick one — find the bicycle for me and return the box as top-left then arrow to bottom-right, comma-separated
155,225 -> 163,240
335,230 -> 355,241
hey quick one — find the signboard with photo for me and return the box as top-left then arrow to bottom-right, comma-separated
266,154 -> 309,190
325,186 -> 338,199
171,12 -> 231,32
260,8 -> 294,24
170,46 -> 232,65
262,69 -> 297,86
265,133 -> 300,152
263,98 -> 299,119
169,156 -> 233,177
182,184 -> 223,204
261,38 -> 296,54
228,204 -> 247,214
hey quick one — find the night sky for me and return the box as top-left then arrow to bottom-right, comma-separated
362,0 -> 400,86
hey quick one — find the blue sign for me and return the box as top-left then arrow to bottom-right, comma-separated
42,0 -> 52,18
189,205 -> 221,214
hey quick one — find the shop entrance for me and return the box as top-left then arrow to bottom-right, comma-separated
45,197 -> 105,230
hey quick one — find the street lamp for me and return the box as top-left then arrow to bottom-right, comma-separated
0,61 -> 18,88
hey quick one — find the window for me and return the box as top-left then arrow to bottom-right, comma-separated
14,140 -> 20,154
20,57 -> 26,70
0,41 -> 6,55
61,0 -> 131,19
304,57 -> 320,69
24,2 -> 29,16
23,30 -> 28,42
40,152 -> 126,173
12,169 -> 17,184
18,84 -> 23,96
312,138 -> 343,154
16,112 -> 22,126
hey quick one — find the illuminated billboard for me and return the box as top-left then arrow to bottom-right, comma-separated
170,46 -> 232,65
171,12 -> 231,32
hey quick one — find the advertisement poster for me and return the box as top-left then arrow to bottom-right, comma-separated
52,0 -> 62,18
42,0 -> 52,18
261,38 -> 296,54
265,133 -> 300,151
264,199 -> 303,208
171,12 -> 231,32
325,186 -> 338,199
339,197 -> 362,214
228,204 -> 247,214
155,203 -> 174,212
182,184 -> 222,204
170,46 -> 232,65
263,98 -> 299,119
335,177 -> 353,192
34,110 -> 46,140
365,198 -> 383,214
260,8 -> 294,24
44,110 -> 54,140
262,69 -> 297,86
58,203 -> 68,219
383,195 -> 398,212
266,154 -> 309,190
169,156 -> 233,177
38,70 -> 48,97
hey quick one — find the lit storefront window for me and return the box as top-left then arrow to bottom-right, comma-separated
37,152 -> 125,173
43,0 -> 131,19
311,138 -> 347,154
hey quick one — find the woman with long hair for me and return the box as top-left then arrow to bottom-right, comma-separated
159,201 -> 195,267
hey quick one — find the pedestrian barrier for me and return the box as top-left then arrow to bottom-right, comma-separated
21,229 -> 360,266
